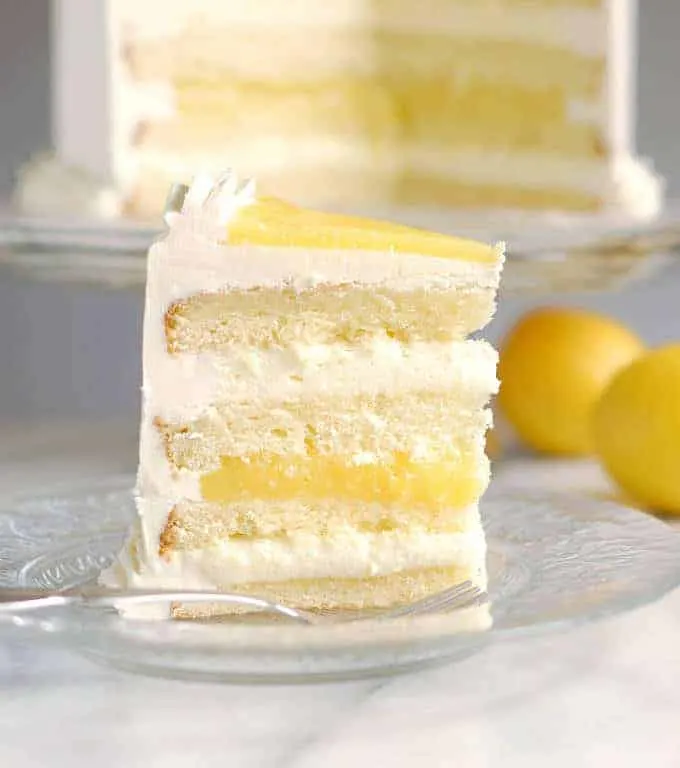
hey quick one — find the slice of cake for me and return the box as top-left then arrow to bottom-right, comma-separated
35,0 -> 661,219
107,171 -> 504,615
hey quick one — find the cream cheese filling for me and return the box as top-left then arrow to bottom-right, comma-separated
115,523 -> 487,588
144,339 -> 499,421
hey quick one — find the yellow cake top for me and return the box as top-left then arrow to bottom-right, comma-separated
225,196 -> 501,265
169,172 -> 502,265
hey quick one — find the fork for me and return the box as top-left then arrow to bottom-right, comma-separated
0,580 -> 487,625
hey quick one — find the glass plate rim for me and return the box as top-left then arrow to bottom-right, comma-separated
3,472 -> 680,651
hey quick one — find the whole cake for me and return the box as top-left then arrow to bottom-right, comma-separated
105,172 -> 504,614
35,0 -> 661,219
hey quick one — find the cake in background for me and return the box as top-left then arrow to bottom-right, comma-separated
17,0 -> 662,220
102,171 -> 503,617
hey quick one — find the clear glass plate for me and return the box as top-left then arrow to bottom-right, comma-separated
1,204 -> 679,294
2,475 -> 680,683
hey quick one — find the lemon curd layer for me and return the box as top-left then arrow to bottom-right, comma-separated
199,450 -> 489,510
162,79 -> 602,159
224,197 -> 498,263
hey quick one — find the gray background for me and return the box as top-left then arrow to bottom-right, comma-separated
0,0 -> 678,424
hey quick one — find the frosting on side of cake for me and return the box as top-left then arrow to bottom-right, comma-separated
144,340 -> 498,421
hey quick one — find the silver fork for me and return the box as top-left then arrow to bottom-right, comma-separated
0,580 -> 487,625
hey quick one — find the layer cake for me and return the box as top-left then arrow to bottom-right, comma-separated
33,0 -> 661,219
106,171 -> 504,615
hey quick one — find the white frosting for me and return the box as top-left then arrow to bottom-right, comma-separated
607,0 -> 634,159
610,155 -> 665,221
113,516 -> 486,588
12,152 -> 122,219
146,340 -> 499,421
164,169 -> 256,236
51,1 -> 175,195
150,239 -> 501,295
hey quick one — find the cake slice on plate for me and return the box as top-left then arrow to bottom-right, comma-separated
106,172 -> 504,616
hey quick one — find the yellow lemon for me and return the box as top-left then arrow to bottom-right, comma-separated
498,307 -> 644,455
591,345 -> 680,514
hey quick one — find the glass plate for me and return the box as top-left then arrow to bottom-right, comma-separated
2,475 -> 680,683
1,204 -> 679,294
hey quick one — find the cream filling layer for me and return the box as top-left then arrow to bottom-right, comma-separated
136,144 -> 663,219
144,340 -> 499,421
118,0 -> 606,58
115,522 -> 486,588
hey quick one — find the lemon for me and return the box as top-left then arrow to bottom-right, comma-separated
591,345 -> 680,514
498,307 -> 644,455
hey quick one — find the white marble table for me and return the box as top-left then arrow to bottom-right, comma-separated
2,423 -> 680,768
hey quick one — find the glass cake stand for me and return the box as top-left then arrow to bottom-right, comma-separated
1,204 -> 680,294
1,473 -> 680,683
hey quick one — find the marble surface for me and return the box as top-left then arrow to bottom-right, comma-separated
2,423 -> 680,768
